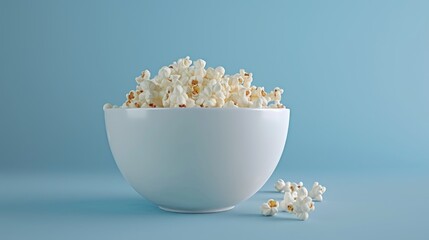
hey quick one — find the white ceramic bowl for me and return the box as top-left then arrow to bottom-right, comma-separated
104,108 -> 290,213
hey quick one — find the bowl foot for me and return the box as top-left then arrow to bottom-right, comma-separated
159,205 -> 235,214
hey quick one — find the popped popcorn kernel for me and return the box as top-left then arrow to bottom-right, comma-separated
135,70 -> 150,84
293,195 -> 315,221
268,199 -> 278,208
261,199 -> 279,216
274,179 -> 286,192
280,191 -> 295,213
126,90 -> 136,101
290,181 -> 303,193
104,57 -> 287,109
223,100 -> 238,108
309,182 -> 327,202
103,103 -> 113,110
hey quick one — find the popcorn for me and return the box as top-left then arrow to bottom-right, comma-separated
186,98 -> 196,108
205,67 -> 217,80
193,59 -> 206,69
228,74 -> 243,92
251,98 -> 264,108
268,87 -> 285,109
193,59 -> 207,79
178,56 -> 192,69
293,187 -> 315,221
105,57 -> 286,109
103,103 -> 113,110
274,179 -> 303,196
269,87 -> 284,102
274,179 -> 286,192
290,181 -> 304,193
158,66 -> 172,79
169,85 -> 189,108
162,86 -> 173,107
261,199 -> 279,216
280,191 -> 295,213
139,80 -> 162,107
215,66 -> 225,78
293,196 -> 315,221
296,185 -> 309,200
268,102 -> 285,109
223,100 -> 238,108
236,87 -> 252,107
196,79 -> 226,108
122,90 -> 142,108
309,182 -> 327,202
240,69 -> 253,88
135,70 -> 150,84
269,180 -> 325,221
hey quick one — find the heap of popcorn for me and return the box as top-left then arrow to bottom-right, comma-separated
261,180 -> 327,221
103,56 -> 286,109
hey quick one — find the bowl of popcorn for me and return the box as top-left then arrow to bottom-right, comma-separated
104,57 -> 290,213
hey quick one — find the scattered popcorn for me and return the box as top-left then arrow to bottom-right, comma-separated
104,57 -> 286,109
293,187 -> 315,221
268,180 -> 326,221
274,179 -> 304,197
274,179 -> 286,192
290,181 -> 304,193
280,191 -> 295,213
308,182 -> 327,202
261,199 -> 279,216
293,196 -> 315,221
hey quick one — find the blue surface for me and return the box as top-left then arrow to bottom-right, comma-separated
1,0 -> 429,239
1,169 -> 428,239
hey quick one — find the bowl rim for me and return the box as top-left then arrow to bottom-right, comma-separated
104,107 -> 290,112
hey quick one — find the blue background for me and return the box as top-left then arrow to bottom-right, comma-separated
1,0 -> 428,239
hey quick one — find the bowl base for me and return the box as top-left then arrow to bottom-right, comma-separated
159,205 -> 235,214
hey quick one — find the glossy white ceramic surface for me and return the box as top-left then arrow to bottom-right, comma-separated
104,108 -> 290,213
